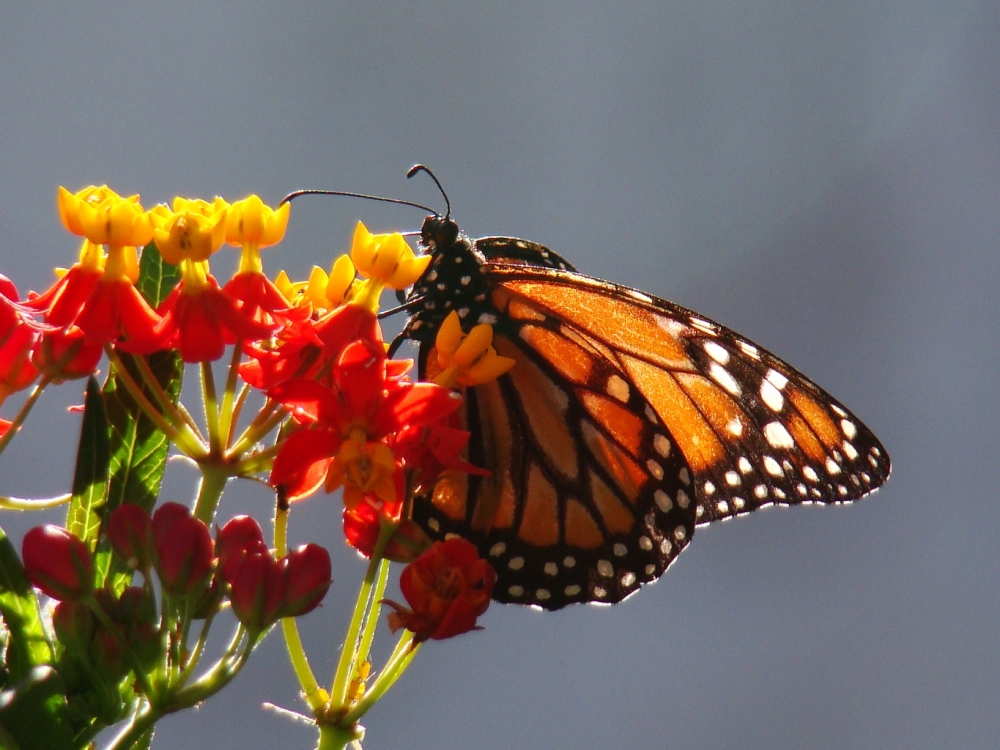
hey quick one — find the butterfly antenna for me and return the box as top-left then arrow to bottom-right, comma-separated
280,188 -> 436,215
406,164 -> 451,219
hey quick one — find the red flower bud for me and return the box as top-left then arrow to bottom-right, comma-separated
343,498 -> 431,563
152,508 -> 214,597
150,502 -> 191,548
215,515 -> 267,584
22,525 -> 94,601
31,325 -> 102,383
93,627 -> 128,682
106,504 -> 153,571
385,538 -> 495,643
229,551 -> 285,631
52,600 -> 95,656
279,544 -> 332,617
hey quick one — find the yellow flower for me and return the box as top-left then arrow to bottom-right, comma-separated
57,185 -> 123,236
58,186 -> 153,248
225,195 -> 290,248
150,202 -> 228,266
433,310 -> 516,387
350,222 -> 430,290
326,432 -> 398,509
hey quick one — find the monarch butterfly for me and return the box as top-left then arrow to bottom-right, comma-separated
387,196 -> 892,610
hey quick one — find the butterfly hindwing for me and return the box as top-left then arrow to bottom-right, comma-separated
414,325 -> 696,609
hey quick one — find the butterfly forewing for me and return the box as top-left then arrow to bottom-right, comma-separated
486,265 -> 891,524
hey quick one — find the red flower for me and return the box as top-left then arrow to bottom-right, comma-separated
22,525 -> 94,601
224,271 -> 307,332
32,324 -> 103,383
155,275 -> 275,362
343,496 -> 432,563
269,339 -> 462,502
385,538 -> 495,643
0,275 -> 44,400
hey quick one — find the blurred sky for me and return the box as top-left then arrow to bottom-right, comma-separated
1,3 -> 998,749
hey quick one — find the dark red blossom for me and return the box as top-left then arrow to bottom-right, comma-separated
106,503 -> 153,571
151,503 -> 214,596
229,550 -> 285,630
279,543 -> 332,617
22,525 -> 94,601
385,538 -> 495,643
215,515 -> 268,584
32,325 -> 102,383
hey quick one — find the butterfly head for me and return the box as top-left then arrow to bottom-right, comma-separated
419,214 -> 461,252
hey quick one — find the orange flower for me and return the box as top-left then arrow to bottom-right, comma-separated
385,538 -> 495,643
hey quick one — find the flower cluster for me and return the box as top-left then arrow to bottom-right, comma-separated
1,184 -> 503,750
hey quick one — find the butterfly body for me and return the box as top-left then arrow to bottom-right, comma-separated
402,215 -> 890,610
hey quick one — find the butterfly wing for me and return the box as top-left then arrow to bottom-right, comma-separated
415,318 -> 697,609
482,263 -> 891,525
407,229 -> 889,610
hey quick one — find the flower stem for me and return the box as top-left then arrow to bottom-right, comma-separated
0,377 -> 48,455
192,463 -> 229,525
330,553 -> 389,706
200,361 -> 222,456
317,723 -> 364,750
0,492 -> 71,510
105,702 -> 158,750
342,632 -> 418,725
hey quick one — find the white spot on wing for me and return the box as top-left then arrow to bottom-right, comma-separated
760,379 -> 784,412
766,369 -> 789,389
508,556 -> 525,570
607,375 -> 630,402
655,490 -> 672,512
764,421 -> 795,449
710,362 -> 742,396
704,341 -> 730,364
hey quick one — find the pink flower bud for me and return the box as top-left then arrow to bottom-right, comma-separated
229,551 -> 285,631
279,544 -> 332,617
215,515 -> 267,584
22,526 -> 93,601
152,510 -> 214,597
106,504 -> 153,571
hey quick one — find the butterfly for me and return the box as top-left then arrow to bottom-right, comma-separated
392,210 -> 890,610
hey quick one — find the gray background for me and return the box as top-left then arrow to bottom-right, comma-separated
1,3 -> 997,749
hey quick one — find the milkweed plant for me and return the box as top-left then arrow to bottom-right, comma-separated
0,186 -> 510,750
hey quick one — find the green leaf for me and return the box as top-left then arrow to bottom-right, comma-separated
0,666 -> 74,750
0,528 -> 54,683
95,351 -> 182,590
65,378 -> 111,548
136,241 -> 179,308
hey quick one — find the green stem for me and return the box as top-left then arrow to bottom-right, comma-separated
130,351 -> 201,435
105,347 -> 206,458
331,554 -> 385,706
0,376 -> 48,455
229,401 -> 287,457
0,492 -> 71,510
317,723 -> 364,750
342,632 -> 418,725
217,341 -> 243,451
200,361 -> 222,456
354,557 -> 391,683
192,464 -> 229,525
105,702 -> 158,750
